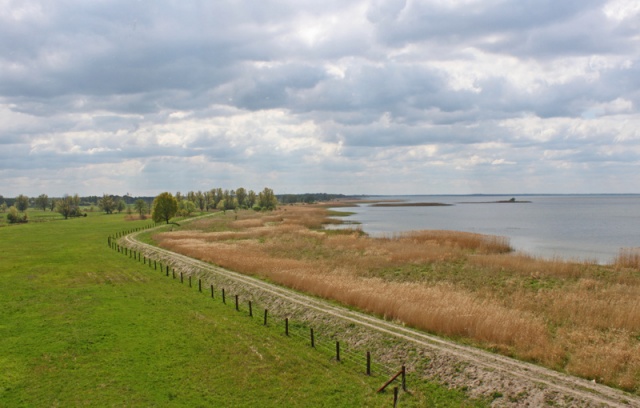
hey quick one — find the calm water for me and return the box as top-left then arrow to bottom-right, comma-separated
330,195 -> 640,264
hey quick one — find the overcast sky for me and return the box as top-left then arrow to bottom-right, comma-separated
1,0 -> 639,197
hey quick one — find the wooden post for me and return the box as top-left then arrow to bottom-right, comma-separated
210,284 -> 214,298
189,275 -> 192,287
222,288 -> 226,304
166,265 -> 169,276
264,309 -> 268,326
285,318 -> 289,336
393,387 -> 398,408
198,278 -> 202,292
235,295 -> 239,311
172,270 -> 176,279
367,351 -> 371,376
310,328 -> 315,348
248,301 -> 252,317
336,341 -> 340,362
180,272 -> 183,283
154,260 -> 157,270
401,365 -> 406,391
377,368 -> 405,393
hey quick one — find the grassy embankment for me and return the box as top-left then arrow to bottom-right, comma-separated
0,210 -> 485,407
151,204 -> 640,394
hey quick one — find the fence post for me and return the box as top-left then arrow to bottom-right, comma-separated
222,288 -> 226,304
264,309 -> 268,326
198,278 -> 202,292
166,265 -> 169,276
235,295 -> 239,311
180,272 -> 183,283
154,260 -> 157,270
189,275 -> 192,287
401,365 -> 406,391
210,284 -> 214,298
393,387 -> 399,408
248,301 -> 252,317
336,341 -> 340,362
172,269 -> 176,279
285,318 -> 289,336
310,328 -> 315,348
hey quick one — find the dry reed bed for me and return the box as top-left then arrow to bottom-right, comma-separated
153,206 -> 640,393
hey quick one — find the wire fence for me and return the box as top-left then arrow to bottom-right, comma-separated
107,226 -> 410,403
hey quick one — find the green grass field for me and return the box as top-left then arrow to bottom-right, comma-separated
0,211 -> 486,407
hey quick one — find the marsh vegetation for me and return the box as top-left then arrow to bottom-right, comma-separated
152,204 -> 640,393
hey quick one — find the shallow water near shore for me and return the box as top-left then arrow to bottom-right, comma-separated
330,194 -> 640,264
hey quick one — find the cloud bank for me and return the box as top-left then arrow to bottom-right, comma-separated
1,0 -> 639,196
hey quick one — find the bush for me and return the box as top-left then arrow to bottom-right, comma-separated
7,206 -> 28,224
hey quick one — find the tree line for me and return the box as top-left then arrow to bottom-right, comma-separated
2,187 -> 278,224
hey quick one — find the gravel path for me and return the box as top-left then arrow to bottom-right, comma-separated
122,223 -> 640,407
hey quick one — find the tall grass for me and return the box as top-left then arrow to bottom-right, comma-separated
153,206 -> 640,393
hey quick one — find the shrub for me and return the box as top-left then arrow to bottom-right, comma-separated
7,206 -> 28,224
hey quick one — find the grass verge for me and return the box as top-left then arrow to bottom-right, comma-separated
0,211 -> 485,407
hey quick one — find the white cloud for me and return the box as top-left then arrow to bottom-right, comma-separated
0,0 -> 638,196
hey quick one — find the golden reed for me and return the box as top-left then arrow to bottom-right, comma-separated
154,205 -> 640,392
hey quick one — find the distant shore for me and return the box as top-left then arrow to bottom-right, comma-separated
370,202 -> 453,207
459,198 -> 532,204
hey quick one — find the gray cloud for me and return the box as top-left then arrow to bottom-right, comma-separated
1,0 -> 639,196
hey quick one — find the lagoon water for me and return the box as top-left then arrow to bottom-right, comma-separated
331,195 -> 640,264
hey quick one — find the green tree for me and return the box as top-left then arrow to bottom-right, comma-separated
98,194 -> 117,214
195,191 -> 205,211
134,199 -> 147,218
152,192 -> 178,224
257,188 -> 277,211
0,203 -> 7,213
56,194 -> 82,219
246,190 -> 257,209
215,188 -> 224,209
178,200 -> 196,216
116,199 -> 126,213
7,206 -> 28,223
49,199 -> 56,211
15,194 -> 29,212
35,194 -> 49,211
236,187 -> 247,208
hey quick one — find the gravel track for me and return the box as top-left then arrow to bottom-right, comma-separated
122,222 -> 640,407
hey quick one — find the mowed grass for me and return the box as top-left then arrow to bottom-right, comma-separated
152,205 -> 640,393
0,211 -> 485,407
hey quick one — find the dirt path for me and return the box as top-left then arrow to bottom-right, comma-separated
123,226 -> 640,407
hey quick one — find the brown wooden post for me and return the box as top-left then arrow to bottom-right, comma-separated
222,288 -> 226,304
401,365 -> 406,391
180,272 -> 183,283
198,278 -> 202,292
189,275 -> 192,287
367,351 -> 371,376
310,328 -> 315,348
264,309 -> 268,326
172,270 -> 176,279
285,318 -> 289,336
248,301 -> 252,317
235,295 -> 239,311
393,387 -> 398,408
210,284 -> 214,298
336,341 -> 340,362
